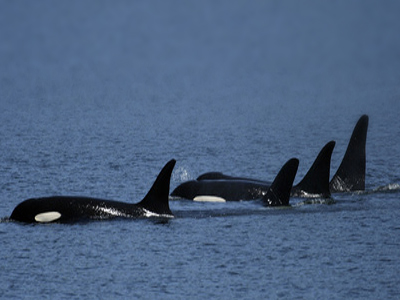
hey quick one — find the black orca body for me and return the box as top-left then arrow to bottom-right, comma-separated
171,115 -> 368,201
10,159 -> 176,223
175,158 -> 299,207
171,142 -> 334,201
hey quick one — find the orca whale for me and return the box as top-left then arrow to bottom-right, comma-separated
171,115 -> 369,201
191,158 -> 299,206
171,141 -> 334,201
10,159 -> 176,223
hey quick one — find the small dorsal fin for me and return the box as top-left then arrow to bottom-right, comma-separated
330,115 -> 368,192
138,159 -> 176,215
263,158 -> 299,206
292,141 -> 335,197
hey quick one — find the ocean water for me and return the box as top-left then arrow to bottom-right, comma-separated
1,1 -> 400,299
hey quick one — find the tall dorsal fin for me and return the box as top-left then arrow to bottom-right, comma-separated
292,141 -> 335,197
263,158 -> 299,206
330,115 -> 369,192
138,159 -> 176,215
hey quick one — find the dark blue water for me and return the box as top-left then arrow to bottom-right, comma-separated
1,1 -> 400,299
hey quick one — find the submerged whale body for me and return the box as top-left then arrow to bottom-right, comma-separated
172,115 -> 369,201
10,159 -> 176,223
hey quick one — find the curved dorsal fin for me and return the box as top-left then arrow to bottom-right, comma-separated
330,115 -> 368,192
263,158 -> 299,206
138,159 -> 176,215
292,141 -> 335,197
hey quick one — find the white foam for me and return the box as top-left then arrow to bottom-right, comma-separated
193,195 -> 226,203
296,191 -> 326,198
294,198 -> 336,206
386,183 -> 400,190
373,183 -> 400,192
35,211 -> 62,223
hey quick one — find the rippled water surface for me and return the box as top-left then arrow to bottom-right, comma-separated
1,1 -> 400,299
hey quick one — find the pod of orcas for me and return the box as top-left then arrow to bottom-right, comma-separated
9,115 -> 368,224
172,114 -> 369,201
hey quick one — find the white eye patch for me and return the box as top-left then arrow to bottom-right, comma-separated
34,211 -> 62,223
193,196 -> 226,203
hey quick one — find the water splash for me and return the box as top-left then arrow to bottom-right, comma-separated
293,198 -> 336,206
0,217 -> 10,223
372,183 -> 400,193
173,166 -> 193,182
